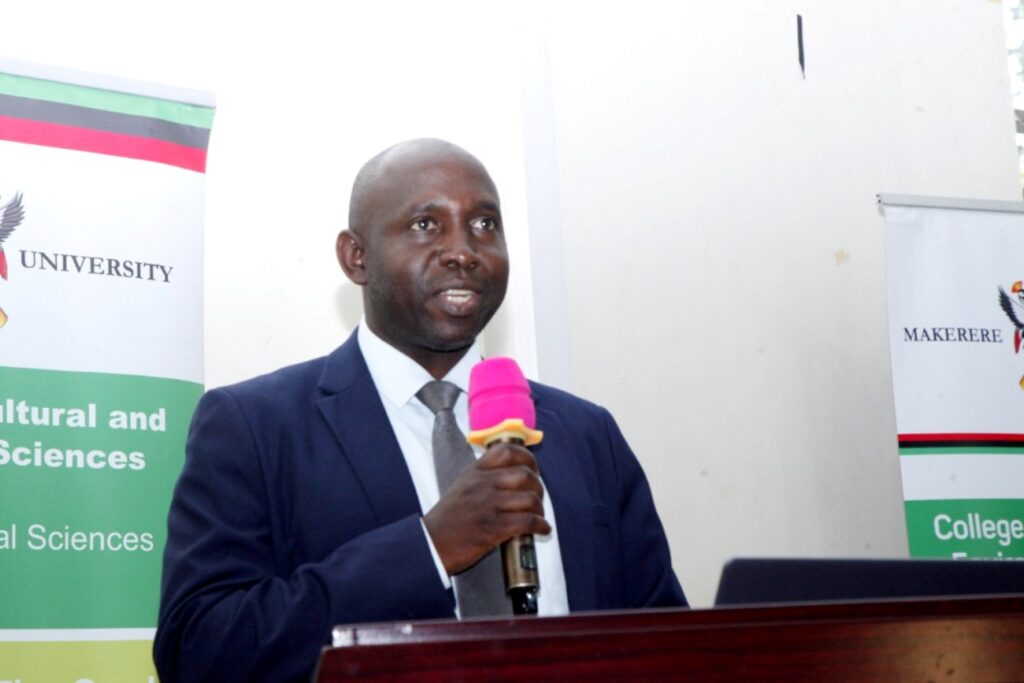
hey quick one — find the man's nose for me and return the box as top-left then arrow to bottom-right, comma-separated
440,228 -> 479,270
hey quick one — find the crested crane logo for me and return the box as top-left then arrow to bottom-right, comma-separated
0,188 -> 175,334
0,191 -> 27,329
997,280 -> 1024,389
998,281 -> 1024,353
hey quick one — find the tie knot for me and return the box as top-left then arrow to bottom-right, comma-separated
417,380 -> 461,415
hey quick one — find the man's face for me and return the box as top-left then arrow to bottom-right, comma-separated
355,152 -> 509,367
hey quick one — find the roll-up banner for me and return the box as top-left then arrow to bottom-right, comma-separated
0,58 -> 213,681
882,194 -> 1024,561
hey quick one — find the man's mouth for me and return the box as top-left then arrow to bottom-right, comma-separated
436,288 -> 480,315
442,289 -> 474,303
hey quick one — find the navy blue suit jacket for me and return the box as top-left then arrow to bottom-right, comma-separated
154,332 -> 685,682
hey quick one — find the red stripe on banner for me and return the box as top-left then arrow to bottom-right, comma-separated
0,115 -> 207,173
899,433 -> 1024,443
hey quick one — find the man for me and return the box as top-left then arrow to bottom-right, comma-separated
154,139 -> 685,682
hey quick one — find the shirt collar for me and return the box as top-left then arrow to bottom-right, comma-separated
357,318 -> 481,408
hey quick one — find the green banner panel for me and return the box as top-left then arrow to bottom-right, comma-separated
904,498 -> 1024,559
0,366 -> 202,628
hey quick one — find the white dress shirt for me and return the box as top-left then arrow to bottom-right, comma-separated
357,321 -> 569,617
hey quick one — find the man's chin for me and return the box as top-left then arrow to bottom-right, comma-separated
423,335 -> 477,355
424,313 -> 494,349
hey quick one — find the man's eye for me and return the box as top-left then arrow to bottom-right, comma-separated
410,218 -> 436,231
472,217 -> 499,231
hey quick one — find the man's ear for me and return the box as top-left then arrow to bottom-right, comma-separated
337,230 -> 367,285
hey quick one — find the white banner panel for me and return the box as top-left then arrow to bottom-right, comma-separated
0,59 -> 213,681
883,195 -> 1024,560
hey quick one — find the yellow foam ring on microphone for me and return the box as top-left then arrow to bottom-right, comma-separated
1019,374 -> 1024,391
467,418 -> 544,447
0,306 -> 7,328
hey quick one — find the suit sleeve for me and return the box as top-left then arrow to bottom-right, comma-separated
602,407 -> 688,608
154,389 -> 454,683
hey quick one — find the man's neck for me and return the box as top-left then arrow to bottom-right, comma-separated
413,345 -> 474,380
361,319 -> 475,380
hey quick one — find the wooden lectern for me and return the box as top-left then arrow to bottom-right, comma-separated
316,595 -> 1024,681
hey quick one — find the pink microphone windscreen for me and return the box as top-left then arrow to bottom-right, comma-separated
468,357 -> 536,431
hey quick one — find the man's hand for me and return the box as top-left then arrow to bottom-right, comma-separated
423,443 -> 551,575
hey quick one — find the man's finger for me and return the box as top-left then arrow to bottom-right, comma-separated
476,443 -> 538,471
494,490 -> 545,515
491,466 -> 545,495
498,512 -> 552,538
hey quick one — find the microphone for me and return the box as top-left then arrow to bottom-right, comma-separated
466,357 -> 544,615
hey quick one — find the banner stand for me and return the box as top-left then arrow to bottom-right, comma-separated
0,58 -> 213,681
880,193 -> 1024,561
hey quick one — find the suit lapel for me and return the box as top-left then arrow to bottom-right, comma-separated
533,404 -> 597,612
316,333 -> 422,525
313,338 -> 597,608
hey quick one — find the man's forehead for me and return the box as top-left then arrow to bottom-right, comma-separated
348,139 -> 500,235
369,150 -> 498,211
381,143 -> 490,182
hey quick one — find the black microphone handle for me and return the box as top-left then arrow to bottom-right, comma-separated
488,435 -> 540,615
502,535 -> 538,615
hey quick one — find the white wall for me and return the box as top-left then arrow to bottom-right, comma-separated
1,0 -> 542,384
534,0 -> 1020,605
3,1 -> 1018,607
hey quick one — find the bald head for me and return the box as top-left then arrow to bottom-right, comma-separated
336,138 -> 509,378
348,138 -> 495,240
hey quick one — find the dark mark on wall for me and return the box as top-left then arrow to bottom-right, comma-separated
797,14 -> 806,79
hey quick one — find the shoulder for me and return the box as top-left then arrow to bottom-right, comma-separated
206,355 -> 329,412
529,380 -> 613,430
183,345 -> 364,462
200,334 -> 365,417
529,380 -> 605,412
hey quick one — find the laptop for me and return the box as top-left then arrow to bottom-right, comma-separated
713,557 -> 1024,606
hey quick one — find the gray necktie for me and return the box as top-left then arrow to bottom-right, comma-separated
417,380 -> 512,617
